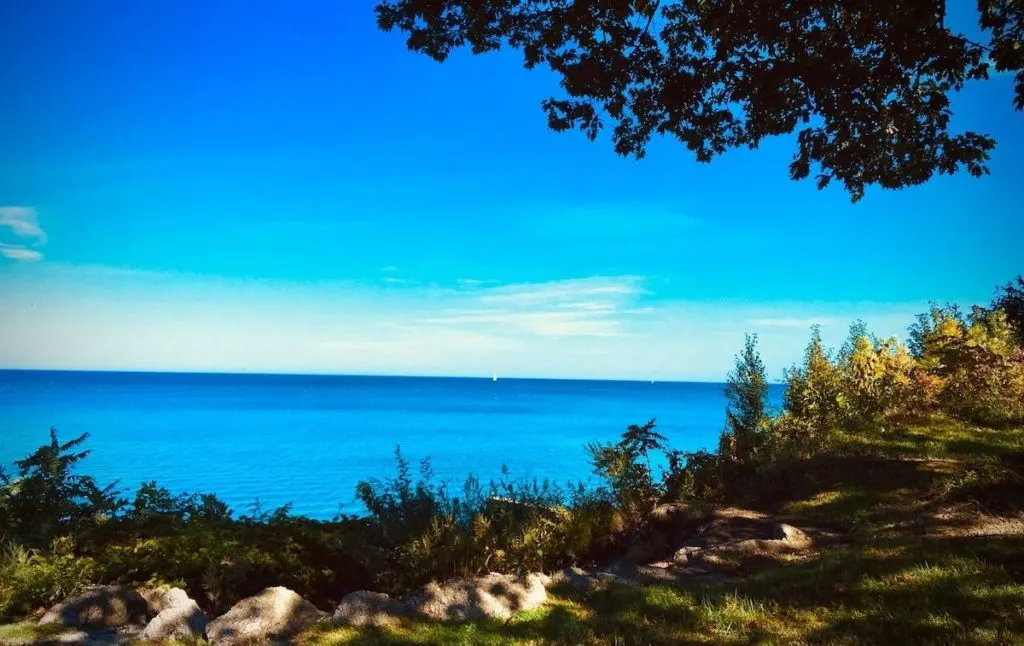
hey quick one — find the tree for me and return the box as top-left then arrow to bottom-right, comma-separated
0,429 -> 123,546
723,334 -> 769,467
376,1 -> 1023,201
586,419 -> 667,528
784,326 -> 844,437
621,418 -> 667,475
993,276 -> 1024,346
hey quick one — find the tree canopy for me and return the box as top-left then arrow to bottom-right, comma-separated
375,0 -> 1023,201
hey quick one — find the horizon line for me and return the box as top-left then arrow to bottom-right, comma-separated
0,367 -> 786,386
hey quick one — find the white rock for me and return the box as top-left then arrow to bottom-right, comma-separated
206,587 -> 326,645
138,588 -> 206,642
332,591 -> 412,627
406,572 -> 547,622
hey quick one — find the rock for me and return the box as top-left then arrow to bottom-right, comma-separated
206,587 -> 326,645
332,591 -> 413,627
769,523 -> 812,549
406,572 -> 547,622
546,567 -> 624,591
137,587 -> 171,616
138,588 -> 207,642
672,545 -> 704,564
39,586 -> 149,629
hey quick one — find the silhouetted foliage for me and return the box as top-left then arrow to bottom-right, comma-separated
375,0 -> 1023,200
0,429 -> 124,547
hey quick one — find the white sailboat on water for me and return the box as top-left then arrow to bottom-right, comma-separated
492,373 -> 498,382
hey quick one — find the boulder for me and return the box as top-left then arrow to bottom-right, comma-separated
206,587 -> 326,645
406,572 -> 547,622
332,591 -> 413,627
38,586 -> 149,628
138,588 -> 207,642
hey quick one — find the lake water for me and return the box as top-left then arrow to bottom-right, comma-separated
0,370 -> 783,518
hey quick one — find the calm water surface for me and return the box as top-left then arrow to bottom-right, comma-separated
0,370 -> 783,518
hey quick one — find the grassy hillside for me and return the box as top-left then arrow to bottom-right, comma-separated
299,416 -> 1024,645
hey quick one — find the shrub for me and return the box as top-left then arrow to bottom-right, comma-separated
839,329 -> 932,426
0,538 -> 97,621
910,306 -> 1024,426
355,447 -> 582,592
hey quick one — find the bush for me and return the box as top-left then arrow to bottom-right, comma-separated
0,538 -> 96,621
355,447 -> 586,592
910,306 -> 1024,427
839,328 -> 932,426
88,501 -> 372,614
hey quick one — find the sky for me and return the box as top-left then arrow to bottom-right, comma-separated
0,1 -> 1021,381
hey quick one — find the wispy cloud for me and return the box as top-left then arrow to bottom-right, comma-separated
456,278 -> 496,288
479,276 -> 644,305
380,265 -> 400,273
748,316 -> 839,329
407,275 -> 647,338
0,244 -> 43,262
0,206 -> 47,262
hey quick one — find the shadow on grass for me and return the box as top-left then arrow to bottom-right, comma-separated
738,454 -> 952,533
299,535 -> 1024,645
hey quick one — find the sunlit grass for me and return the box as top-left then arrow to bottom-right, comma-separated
0,622 -> 71,644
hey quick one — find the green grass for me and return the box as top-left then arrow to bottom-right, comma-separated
0,622 -> 73,644
297,536 -> 1024,645
299,415 -> 1024,645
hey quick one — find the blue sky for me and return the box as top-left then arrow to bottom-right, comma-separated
0,0 -> 1021,380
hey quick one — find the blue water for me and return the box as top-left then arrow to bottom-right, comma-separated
0,370 -> 783,519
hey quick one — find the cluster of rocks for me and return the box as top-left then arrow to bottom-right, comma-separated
17,572 -> 551,644
23,584 -> 210,645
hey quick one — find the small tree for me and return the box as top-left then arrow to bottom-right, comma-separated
586,418 -> 667,532
621,418 -> 667,476
784,326 -> 845,445
0,429 -> 123,547
723,334 -> 770,468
